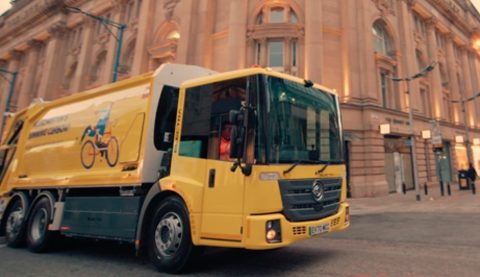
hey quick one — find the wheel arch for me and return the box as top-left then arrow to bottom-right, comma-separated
27,191 -> 56,222
0,191 -> 31,236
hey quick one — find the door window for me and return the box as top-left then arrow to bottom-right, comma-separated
180,78 -> 247,161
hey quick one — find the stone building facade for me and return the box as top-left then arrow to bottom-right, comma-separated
1,0 -> 480,197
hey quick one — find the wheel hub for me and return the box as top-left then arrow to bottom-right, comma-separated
154,212 -> 183,256
31,208 -> 48,241
6,207 -> 24,237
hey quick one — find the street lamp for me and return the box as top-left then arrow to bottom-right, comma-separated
450,91 -> 480,169
0,68 -> 18,141
64,6 -> 127,83
390,62 -> 436,201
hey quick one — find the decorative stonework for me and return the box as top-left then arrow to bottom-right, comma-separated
164,0 -> 181,20
373,0 -> 396,16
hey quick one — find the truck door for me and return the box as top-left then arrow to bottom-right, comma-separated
179,78 -> 248,242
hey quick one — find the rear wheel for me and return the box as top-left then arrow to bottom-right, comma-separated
148,196 -> 202,273
5,199 -> 27,247
26,197 -> 57,253
105,137 -> 119,167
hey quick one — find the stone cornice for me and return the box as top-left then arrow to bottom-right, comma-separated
426,0 -> 477,35
0,0 -> 64,40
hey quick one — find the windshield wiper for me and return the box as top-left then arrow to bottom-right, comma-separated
315,160 -> 344,174
283,160 -> 319,175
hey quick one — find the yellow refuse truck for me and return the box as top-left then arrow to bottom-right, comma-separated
0,64 -> 349,273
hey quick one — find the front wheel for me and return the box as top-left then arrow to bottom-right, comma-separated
148,196 -> 202,273
26,197 -> 57,253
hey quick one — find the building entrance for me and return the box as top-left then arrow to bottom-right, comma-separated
384,136 -> 414,193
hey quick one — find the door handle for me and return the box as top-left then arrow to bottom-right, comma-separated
208,169 -> 216,188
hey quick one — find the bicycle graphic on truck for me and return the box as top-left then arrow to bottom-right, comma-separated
79,103 -> 119,169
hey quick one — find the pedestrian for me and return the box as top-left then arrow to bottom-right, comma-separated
466,163 -> 478,193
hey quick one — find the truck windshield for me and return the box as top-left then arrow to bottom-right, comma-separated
256,76 -> 343,165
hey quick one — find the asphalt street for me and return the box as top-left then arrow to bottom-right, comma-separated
1,191 -> 479,276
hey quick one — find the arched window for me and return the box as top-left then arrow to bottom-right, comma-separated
372,20 -> 394,57
373,20 -> 398,109
120,41 -> 136,76
148,22 -> 180,70
90,51 -> 107,84
250,2 -> 303,75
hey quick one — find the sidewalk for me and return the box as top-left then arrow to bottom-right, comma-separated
349,185 -> 480,215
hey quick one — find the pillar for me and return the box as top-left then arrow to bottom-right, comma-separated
38,23 -> 67,100
425,17 -> 444,120
17,40 -> 42,109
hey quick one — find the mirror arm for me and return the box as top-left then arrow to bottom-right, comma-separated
230,158 -> 252,176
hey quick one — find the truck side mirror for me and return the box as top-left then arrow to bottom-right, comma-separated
229,109 -> 245,159
229,125 -> 244,159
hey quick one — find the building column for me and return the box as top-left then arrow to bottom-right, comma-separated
5,51 -> 21,112
17,40 -> 42,110
444,33 -> 461,124
304,0 -> 323,82
37,23 -> 67,100
104,5 -> 124,84
461,47 -> 474,127
226,0 -> 248,70
131,0 -> 154,75
425,17 -> 444,120
399,2 -> 420,113
176,0 -> 195,64
0,52 -> 20,114
71,18 -> 96,92
259,38 -> 268,67
471,52 -> 480,128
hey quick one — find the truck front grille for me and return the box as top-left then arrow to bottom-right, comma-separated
279,178 -> 342,222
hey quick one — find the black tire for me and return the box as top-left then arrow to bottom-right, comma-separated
80,140 -> 96,169
26,197 -> 57,253
148,196 -> 202,273
105,137 -> 119,167
4,199 -> 27,247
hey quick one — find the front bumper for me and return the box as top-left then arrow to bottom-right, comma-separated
244,202 -> 349,249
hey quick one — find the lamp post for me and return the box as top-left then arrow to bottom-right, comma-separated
65,6 -> 127,83
0,68 -> 18,141
450,91 -> 480,168
391,63 -> 436,201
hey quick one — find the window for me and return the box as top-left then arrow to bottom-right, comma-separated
154,86 -> 179,151
372,21 -> 394,57
290,10 -> 298,23
443,93 -> 452,121
180,78 -> 247,160
126,1 -> 134,22
435,31 -> 445,49
270,7 -> 284,23
416,50 -> 426,71
255,41 -> 261,65
413,13 -> 426,37
420,88 -> 431,116
380,71 -> 389,108
256,12 -> 263,25
291,40 -> 297,68
268,41 -> 284,68
250,4 -> 303,75
439,62 -> 449,88
90,51 -> 107,84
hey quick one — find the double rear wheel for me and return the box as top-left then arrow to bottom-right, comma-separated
26,197 -> 57,252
